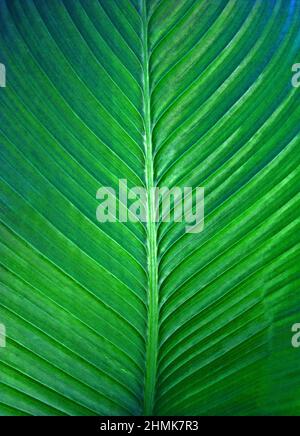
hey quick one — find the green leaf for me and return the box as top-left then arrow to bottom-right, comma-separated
0,0 -> 300,416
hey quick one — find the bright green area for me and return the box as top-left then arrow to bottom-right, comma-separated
0,0 -> 300,416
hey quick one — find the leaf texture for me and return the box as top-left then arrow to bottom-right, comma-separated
0,0 -> 300,416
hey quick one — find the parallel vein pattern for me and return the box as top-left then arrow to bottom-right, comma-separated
149,0 -> 300,415
0,0 -> 300,416
0,0 -> 147,416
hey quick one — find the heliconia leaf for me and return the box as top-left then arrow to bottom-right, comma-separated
0,0 -> 300,416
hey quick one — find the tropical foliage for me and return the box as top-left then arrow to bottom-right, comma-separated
0,0 -> 300,416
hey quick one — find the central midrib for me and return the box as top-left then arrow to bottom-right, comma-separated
141,0 -> 159,416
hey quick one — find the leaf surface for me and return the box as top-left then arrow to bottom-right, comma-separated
0,0 -> 300,416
